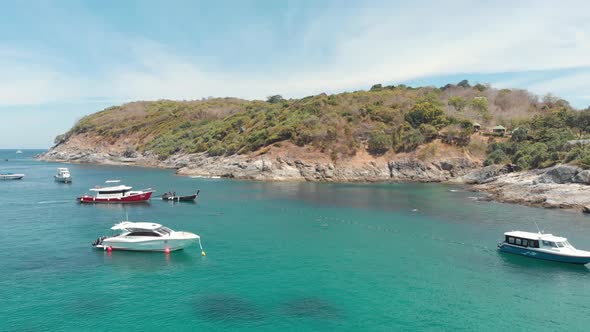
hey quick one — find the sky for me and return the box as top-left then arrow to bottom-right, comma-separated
1,0 -> 589,148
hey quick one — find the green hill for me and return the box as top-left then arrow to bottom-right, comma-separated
55,81 -> 590,169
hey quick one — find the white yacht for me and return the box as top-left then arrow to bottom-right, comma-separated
78,180 -> 153,203
1,172 -> 25,180
92,221 -> 205,253
498,231 -> 590,264
54,167 -> 72,183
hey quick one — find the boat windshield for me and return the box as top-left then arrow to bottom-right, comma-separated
156,227 -> 173,235
542,241 -> 559,248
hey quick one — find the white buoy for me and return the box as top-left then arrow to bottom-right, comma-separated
198,238 -> 206,256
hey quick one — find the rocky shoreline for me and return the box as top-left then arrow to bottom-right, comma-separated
457,164 -> 590,211
38,148 -> 590,212
37,147 -> 479,182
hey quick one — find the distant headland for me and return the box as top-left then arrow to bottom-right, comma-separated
38,80 -> 590,210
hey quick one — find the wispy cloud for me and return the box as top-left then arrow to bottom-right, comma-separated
0,0 -> 589,109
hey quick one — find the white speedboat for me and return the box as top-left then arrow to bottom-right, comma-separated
1,172 -> 25,180
498,231 -> 590,264
92,221 -> 205,253
16,150 -> 22,154
54,167 -> 72,183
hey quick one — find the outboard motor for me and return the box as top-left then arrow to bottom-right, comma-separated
92,236 -> 106,246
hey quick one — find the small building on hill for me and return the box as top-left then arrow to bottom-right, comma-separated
473,122 -> 481,132
567,139 -> 590,146
492,125 -> 506,136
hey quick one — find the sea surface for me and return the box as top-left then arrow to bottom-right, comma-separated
2,149 -> 590,331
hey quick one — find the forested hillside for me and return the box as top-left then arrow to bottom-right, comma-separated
55,80 -> 590,169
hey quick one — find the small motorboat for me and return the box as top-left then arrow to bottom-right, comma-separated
16,150 -> 22,154
162,190 -> 199,202
92,221 -> 205,254
498,231 -> 590,264
1,172 -> 25,180
54,167 -> 72,183
78,180 -> 153,203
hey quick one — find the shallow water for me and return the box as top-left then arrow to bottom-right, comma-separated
2,150 -> 590,331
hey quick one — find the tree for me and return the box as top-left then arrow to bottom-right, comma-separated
457,79 -> 471,88
370,84 -> 383,91
419,124 -> 438,141
54,134 -> 67,145
399,128 -> 425,152
574,109 -> 590,135
511,127 -> 528,142
405,102 -> 448,129
367,130 -> 392,154
267,95 -> 285,103
484,149 -> 508,166
494,89 -> 512,111
448,96 -> 467,112
473,83 -> 487,92
470,97 -> 490,121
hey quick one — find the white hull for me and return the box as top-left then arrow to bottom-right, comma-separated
55,176 -> 72,183
96,232 -> 199,252
1,174 -> 24,180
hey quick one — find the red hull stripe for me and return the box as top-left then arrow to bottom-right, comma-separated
78,192 -> 153,203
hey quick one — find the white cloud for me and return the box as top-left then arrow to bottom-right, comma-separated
0,0 -> 589,108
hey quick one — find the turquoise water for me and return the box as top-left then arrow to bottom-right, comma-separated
2,149 -> 590,331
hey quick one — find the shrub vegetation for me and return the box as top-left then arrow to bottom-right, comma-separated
60,81 -> 590,167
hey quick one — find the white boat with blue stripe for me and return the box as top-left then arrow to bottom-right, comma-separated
498,231 -> 590,265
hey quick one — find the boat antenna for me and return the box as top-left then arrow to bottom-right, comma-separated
534,222 -> 542,234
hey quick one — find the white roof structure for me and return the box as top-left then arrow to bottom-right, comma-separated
57,167 -> 69,171
111,222 -> 163,231
504,231 -> 567,242
90,185 -> 132,192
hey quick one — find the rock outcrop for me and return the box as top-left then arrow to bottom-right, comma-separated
470,164 -> 590,210
535,165 -> 582,184
38,145 -> 480,183
573,170 -> 590,184
455,164 -> 520,184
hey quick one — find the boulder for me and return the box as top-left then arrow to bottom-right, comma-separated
459,164 -> 518,184
536,165 -> 581,184
573,170 -> 590,185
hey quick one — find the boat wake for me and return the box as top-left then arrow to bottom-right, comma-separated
37,200 -> 71,205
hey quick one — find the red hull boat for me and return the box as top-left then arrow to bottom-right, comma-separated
78,181 -> 153,203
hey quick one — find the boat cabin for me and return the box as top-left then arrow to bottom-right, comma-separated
56,168 -> 71,177
90,185 -> 133,196
504,231 -> 572,250
111,222 -> 175,237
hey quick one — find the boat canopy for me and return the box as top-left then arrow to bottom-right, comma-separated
504,231 -> 567,242
57,168 -> 69,171
111,221 -> 163,231
90,185 -> 132,192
